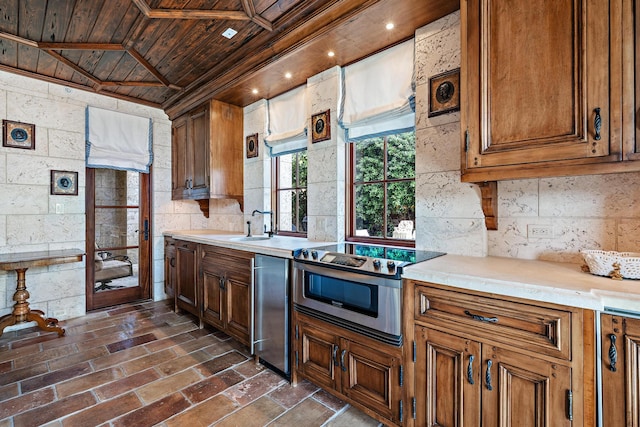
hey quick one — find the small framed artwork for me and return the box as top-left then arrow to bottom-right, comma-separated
246,133 -> 259,158
2,120 -> 35,150
311,110 -> 331,143
428,68 -> 460,117
51,170 -> 78,196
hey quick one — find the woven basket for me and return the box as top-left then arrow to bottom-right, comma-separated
581,250 -> 640,280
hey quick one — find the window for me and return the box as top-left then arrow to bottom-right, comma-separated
274,151 -> 308,236
349,131 -> 415,242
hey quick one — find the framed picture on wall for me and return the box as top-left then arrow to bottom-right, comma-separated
2,120 -> 35,150
51,170 -> 78,196
311,110 -> 331,143
246,133 -> 259,158
428,68 -> 460,117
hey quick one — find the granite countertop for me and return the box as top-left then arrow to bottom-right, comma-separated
403,254 -> 640,313
164,230 -> 640,313
164,230 -> 333,258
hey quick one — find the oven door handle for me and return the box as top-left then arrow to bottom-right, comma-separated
340,349 -> 347,372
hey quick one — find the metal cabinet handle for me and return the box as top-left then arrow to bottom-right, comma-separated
467,354 -> 475,385
169,257 -> 175,268
485,360 -> 493,391
340,349 -> 347,372
608,334 -> 617,372
594,107 -> 602,141
332,345 -> 338,366
185,179 -> 189,189
465,310 -> 498,323
219,276 -> 225,290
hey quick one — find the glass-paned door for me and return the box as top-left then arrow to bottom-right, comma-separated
86,167 -> 151,310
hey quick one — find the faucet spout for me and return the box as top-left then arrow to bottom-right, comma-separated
250,210 -> 275,237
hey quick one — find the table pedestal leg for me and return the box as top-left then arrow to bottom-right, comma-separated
0,268 -> 65,337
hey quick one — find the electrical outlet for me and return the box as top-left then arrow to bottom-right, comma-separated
317,218 -> 326,231
55,203 -> 64,214
527,224 -> 553,239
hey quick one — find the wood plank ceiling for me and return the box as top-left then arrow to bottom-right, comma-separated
0,0 -> 459,119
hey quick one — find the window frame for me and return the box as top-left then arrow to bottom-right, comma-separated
346,133 -> 416,247
272,150 -> 308,237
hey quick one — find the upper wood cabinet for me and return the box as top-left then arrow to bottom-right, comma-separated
171,105 -> 210,200
171,99 -> 244,215
461,0 -> 637,182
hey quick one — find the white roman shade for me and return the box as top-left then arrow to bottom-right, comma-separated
340,39 -> 415,141
264,86 -> 308,156
86,106 -> 153,173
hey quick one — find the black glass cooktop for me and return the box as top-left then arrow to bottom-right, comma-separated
310,243 -> 445,264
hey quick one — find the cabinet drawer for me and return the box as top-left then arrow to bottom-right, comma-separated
200,244 -> 253,281
414,285 -> 572,360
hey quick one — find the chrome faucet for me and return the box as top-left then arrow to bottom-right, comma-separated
251,210 -> 275,237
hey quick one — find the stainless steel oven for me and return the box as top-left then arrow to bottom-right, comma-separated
293,243 -> 445,346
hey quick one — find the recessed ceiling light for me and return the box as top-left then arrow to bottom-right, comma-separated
328,51 -> 335,57
222,28 -> 238,39
386,22 -> 394,30
285,72 -> 292,79
252,88 -> 259,95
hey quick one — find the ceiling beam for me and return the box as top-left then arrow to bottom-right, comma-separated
0,31 -> 38,47
0,64 -> 162,108
131,0 -> 273,31
127,47 -> 181,89
0,31 -> 181,90
43,50 -> 102,88
38,43 -> 123,50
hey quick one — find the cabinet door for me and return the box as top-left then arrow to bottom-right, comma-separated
297,320 -> 340,391
414,326 -> 481,427
188,105 -> 209,198
481,345 -> 572,427
601,314 -> 640,427
164,237 -> 176,299
225,276 -> 251,346
341,339 -> 403,423
201,266 -> 225,330
462,0 -> 614,180
171,115 -> 189,199
175,241 -> 199,316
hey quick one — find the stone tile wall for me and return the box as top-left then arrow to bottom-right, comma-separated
0,71 -> 242,326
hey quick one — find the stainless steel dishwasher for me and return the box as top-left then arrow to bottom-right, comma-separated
253,254 -> 290,378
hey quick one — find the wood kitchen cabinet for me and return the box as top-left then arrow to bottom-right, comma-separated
164,237 -> 176,299
200,245 -> 253,347
600,312 -> 640,426
294,311 -> 404,425
175,240 -> 199,317
171,99 -> 244,216
171,105 -> 209,200
404,281 -> 594,426
461,0 -> 637,182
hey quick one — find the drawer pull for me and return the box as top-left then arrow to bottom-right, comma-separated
485,360 -> 493,391
332,345 -> 339,366
594,107 -> 602,141
340,349 -> 347,372
169,257 -> 175,268
608,334 -> 617,372
467,354 -> 475,385
420,293 -> 430,314
465,310 -> 498,323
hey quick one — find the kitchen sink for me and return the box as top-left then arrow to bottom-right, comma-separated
230,235 -> 272,242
